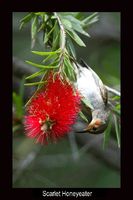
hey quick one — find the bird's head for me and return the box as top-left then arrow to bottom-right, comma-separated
86,118 -> 108,134
77,118 -> 108,134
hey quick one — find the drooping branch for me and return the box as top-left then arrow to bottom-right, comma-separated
54,12 -> 66,71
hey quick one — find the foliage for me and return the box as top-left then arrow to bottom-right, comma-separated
13,77 -> 25,133
20,12 -> 98,86
13,12 -> 120,188
20,12 -> 120,147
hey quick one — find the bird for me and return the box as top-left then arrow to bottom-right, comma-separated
74,59 -> 110,134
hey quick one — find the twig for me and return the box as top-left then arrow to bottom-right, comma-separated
13,146 -> 42,184
68,131 -> 79,161
75,133 -> 120,171
105,85 -> 120,96
72,119 -> 120,171
54,12 -> 66,51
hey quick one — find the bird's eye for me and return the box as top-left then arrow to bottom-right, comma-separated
92,127 -> 97,131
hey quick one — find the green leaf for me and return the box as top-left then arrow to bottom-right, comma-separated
66,29 -> 86,47
82,12 -> 99,27
72,24 -> 90,37
26,60 -> 59,69
67,39 -> 76,58
81,97 -> 94,110
43,31 -> 49,44
61,18 -> 72,29
62,15 -> 90,37
111,107 -> 120,116
113,115 -> 120,148
103,115 -> 112,149
31,15 -> 38,48
62,15 -> 82,26
67,37 -> 76,58
112,95 -> 120,101
44,21 -> 57,44
19,12 -> 34,29
116,104 -> 120,110
32,49 -> 60,56
31,16 -> 38,39
52,22 -> 60,51
79,111 -> 89,123
60,12 -> 80,17
19,76 -> 25,100
13,92 -> 23,119
37,23 -> 45,32
42,54 -> 58,63
64,57 -> 76,81
24,81 -> 46,86
74,12 -> 85,20
25,69 -> 45,80
34,12 -> 45,17
37,71 -> 48,90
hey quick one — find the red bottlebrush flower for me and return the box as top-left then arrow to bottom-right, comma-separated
24,73 -> 81,145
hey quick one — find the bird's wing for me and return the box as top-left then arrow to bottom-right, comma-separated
80,59 -> 108,105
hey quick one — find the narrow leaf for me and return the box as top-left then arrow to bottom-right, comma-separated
67,37 -> 76,58
62,18 -> 72,29
24,81 -> 46,86
66,29 -> 86,47
42,54 -> 57,63
62,15 -> 90,37
112,95 -> 120,101
31,16 -> 38,39
113,114 -> 120,148
64,58 -> 76,81
34,12 -> 45,17
43,31 -> 49,44
13,92 -> 23,118
79,111 -> 89,123
20,12 -> 33,23
26,61 -> 59,69
32,49 -> 60,56
19,12 -> 34,29
52,22 -> 60,51
25,69 -> 45,80
37,23 -> 45,32
82,12 -> 99,27
116,104 -> 120,110
19,76 -> 25,100
81,97 -> 94,110
103,115 -> 112,149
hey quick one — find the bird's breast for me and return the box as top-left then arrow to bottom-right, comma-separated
76,67 -> 105,110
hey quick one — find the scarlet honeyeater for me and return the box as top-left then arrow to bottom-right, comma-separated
24,73 -> 81,144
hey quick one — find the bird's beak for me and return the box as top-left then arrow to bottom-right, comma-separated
76,118 -> 102,133
86,118 -> 101,131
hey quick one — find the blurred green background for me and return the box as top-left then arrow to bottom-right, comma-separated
13,12 -> 120,188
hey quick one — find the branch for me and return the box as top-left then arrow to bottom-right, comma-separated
13,146 -> 42,183
105,85 -> 120,96
54,12 -> 66,71
54,12 -> 66,51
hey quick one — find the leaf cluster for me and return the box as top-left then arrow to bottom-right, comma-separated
104,94 -> 121,148
20,12 -> 98,86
